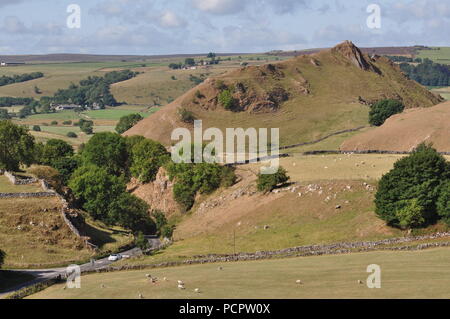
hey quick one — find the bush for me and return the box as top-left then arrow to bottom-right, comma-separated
178,108 -> 196,124
80,120 -> 94,135
218,89 -> 236,110
161,225 -> 175,239
375,143 -> 450,228
67,132 -> 78,138
50,120 -> 58,126
135,232 -> 150,250
369,99 -> 405,126
257,167 -> 290,193
395,199 -> 426,229
32,125 -> 41,132
62,120 -> 72,125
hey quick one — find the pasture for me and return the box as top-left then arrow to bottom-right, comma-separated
28,248 -> 450,299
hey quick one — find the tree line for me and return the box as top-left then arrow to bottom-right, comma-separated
400,58 -> 450,86
0,72 -> 44,87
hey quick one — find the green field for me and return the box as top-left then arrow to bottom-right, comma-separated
417,47 -> 450,64
28,248 -> 450,299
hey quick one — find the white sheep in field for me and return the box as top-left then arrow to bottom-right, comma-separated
194,288 -> 200,293
139,293 -> 144,299
296,280 -> 303,285
145,274 -> 152,278
178,284 -> 186,290
178,280 -> 184,285
163,277 -> 167,281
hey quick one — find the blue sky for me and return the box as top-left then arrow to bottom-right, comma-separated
1,0 -> 450,55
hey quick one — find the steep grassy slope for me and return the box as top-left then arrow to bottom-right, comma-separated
125,41 -> 442,146
341,101 -> 450,152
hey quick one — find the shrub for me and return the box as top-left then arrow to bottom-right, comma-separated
152,210 -> 168,236
62,120 -> 72,125
178,108 -> 196,124
369,99 -> 405,126
50,120 -> 58,126
257,167 -> 290,193
161,225 -> 175,239
80,120 -> 94,135
32,125 -> 41,132
67,132 -> 78,138
135,232 -> 150,250
375,143 -> 450,228
218,89 -> 236,110
395,199 -> 426,229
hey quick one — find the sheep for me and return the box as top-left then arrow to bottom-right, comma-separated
139,293 -> 144,299
145,274 -> 152,278
194,288 -> 200,293
178,280 -> 184,285
178,284 -> 186,290
163,277 -> 167,281
296,280 -> 303,285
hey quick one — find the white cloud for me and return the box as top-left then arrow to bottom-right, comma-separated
159,11 -> 187,28
193,0 -> 245,15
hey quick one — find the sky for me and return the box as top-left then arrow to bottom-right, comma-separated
1,0 -> 450,55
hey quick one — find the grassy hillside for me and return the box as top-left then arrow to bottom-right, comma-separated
341,101 -> 450,152
28,248 -> 450,299
0,197 -> 133,269
125,41 -> 442,146
417,47 -> 450,64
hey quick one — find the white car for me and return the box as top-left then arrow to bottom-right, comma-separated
108,254 -> 122,261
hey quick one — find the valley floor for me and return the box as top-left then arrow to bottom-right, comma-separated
27,247 -> 450,299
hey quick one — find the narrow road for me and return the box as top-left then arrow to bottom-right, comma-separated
0,242 -> 158,298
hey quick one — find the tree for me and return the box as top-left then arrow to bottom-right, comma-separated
437,181 -> 450,225
81,132 -> 128,176
192,163 -> 223,194
257,167 -> 290,193
375,143 -> 450,227
115,113 -> 143,134
0,249 -> 5,268
185,58 -> 195,66
0,120 -> 35,171
108,192 -> 155,234
33,125 -> 41,132
52,156 -> 79,184
67,132 -> 78,138
0,109 -> 10,120
40,139 -> 74,166
130,139 -> 170,183
369,99 -> 405,126
69,164 -> 126,221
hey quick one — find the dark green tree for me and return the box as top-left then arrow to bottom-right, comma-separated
108,192 -> 155,233
375,143 -> 450,227
369,99 -> 405,126
40,139 -> 74,166
0,109 -> 10,120
0,120 -> 35,171
81,132 -> 128,176
69,164 -> 126,221
437,181 -> 450,225
115,113 -> 143,134
130,139 -> 170,183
